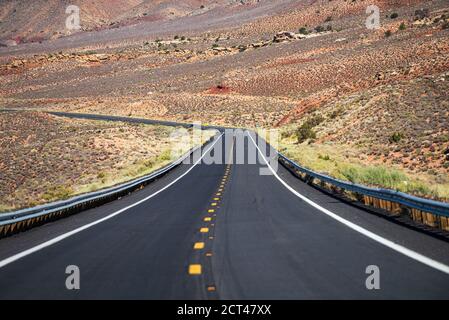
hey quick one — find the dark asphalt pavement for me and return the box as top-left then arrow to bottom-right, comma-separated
0,130 -> 448,299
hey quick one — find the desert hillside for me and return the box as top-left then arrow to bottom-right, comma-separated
0,0 -> 270,45
0,0 -> 448,200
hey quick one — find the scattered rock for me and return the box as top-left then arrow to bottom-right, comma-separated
0,39 -> 18,47
212,46 -> 230,52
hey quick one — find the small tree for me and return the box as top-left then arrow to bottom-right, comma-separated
296,123 -> 316,143
295,115 -> 324,143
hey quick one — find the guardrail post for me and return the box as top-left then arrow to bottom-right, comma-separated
276,153 -> 449,234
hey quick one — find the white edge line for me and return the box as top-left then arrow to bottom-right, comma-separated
247,132 -> 449,275
0,133 -> 224,269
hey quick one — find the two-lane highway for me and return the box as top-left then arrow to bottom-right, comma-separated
0,130 -> 448,299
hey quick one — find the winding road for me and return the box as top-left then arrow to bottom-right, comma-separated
0,128 -> 449,299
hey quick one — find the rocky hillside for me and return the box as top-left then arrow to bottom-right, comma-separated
0,0 -> 447,199
0,0 -> 267,45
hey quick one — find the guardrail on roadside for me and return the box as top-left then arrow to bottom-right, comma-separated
0,134 -> 217,238
277,152 -> 449,232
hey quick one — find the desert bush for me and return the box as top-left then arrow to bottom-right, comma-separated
390,13 -> 399,19
298,27 -> 309,35
399,22 -> 406,30
318,154 -> 331,161
330,107 -> 344,119
384,30 -> 392,37
414,9 -> 429,20
296,124 -> 316,143
389,132 -> 405,143
308,114 -> 325,127
295,115 -> 324,143
97,171 -> 106,179
315,25 -> 325,33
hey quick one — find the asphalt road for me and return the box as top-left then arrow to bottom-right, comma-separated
0,130 -> 448,299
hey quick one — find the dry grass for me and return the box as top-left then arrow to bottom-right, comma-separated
279,137 -> 449,201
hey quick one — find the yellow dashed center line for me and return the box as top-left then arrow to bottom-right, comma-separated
194,242 -> 205,250
188,167 -> 232,277
189,264 -> 202,275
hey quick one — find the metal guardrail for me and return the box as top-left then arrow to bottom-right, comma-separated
0,134 -> 217,236
277,152 -> 449,219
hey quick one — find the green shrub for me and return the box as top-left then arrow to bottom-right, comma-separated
296,124 -> 316,143
398,22 -> 406,30
389,132 -> 405,143
315,25 -> 325,33
295,114 -> 325,143
298,27 -> 309,35
307,114 -> 325,127
97,172 -> 106,179
330,107 -> 344,119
